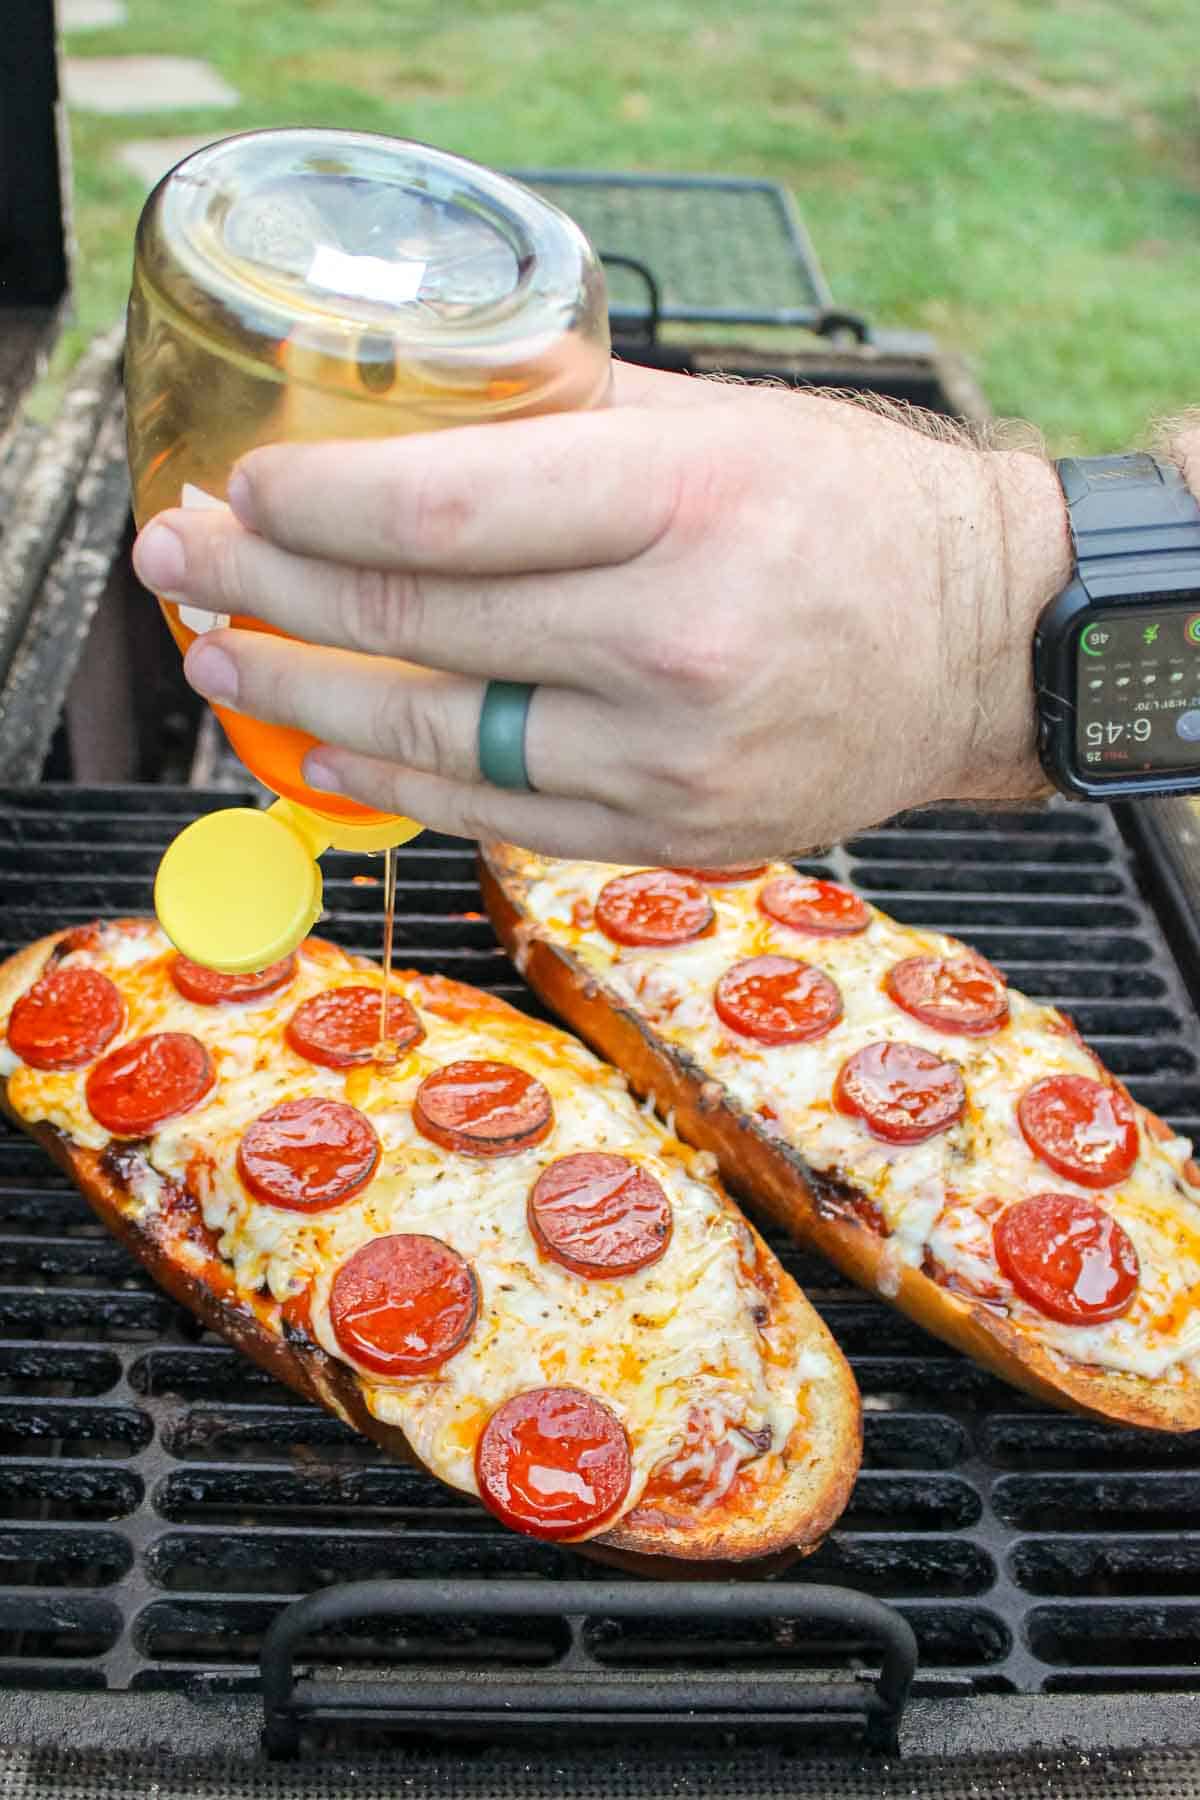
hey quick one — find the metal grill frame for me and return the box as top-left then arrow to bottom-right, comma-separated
0,0 -> 68,445
3,787 -> 1200,1762
509,171 -> 840,331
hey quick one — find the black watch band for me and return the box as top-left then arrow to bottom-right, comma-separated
1056,452 -> 1200,600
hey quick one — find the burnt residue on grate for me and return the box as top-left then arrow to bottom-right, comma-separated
1,786 -> 1200,1700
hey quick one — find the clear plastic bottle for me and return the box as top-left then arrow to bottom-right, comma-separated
125,129 -> 610,968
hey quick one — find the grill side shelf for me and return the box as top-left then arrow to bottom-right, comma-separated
258,1578 -> 917,1758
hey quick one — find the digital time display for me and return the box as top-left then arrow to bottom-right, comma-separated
1075,603 -> 1200,779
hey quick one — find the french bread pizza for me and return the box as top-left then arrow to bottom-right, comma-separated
480,846 -> 1200,1431
0,918 -> 860,1565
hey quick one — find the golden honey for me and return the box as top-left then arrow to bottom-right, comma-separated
126,128 -> 611,826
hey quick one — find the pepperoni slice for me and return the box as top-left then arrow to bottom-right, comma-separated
885,954 -> 1009,1036
286,985 -> 423,1068
171,953 -> 296,1006
714,955 -> 842,1045
414,1060 -> 553,1158
528,1153 -> 672,1278
475,1387 -> 631,1540
993,1192 -> 1139,1324
670,864 -> 768,883
329,1233 -> 478,1375
1017,1074 -> 1138,1189
86,1033 -> 214,1136
7,967 -> 124,1070
237,1097 -> 379,1211
834,1041 -> 965,1144
594,870 -> 713,947
759,875 -> 870,937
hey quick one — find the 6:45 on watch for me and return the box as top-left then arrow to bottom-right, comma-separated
1034,453 -> 1200,800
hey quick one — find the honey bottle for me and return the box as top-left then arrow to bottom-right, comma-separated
126,128 -> 610,971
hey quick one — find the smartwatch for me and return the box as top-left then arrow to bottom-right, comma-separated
1034,453 -> 1200,799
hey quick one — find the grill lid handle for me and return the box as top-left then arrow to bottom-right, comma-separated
259,1575 -> 918,1759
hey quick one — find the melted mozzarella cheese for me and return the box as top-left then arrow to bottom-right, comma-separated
0,921 -> 808,1527
517,854 -> 1200,1380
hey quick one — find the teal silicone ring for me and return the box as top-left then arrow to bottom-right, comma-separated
477,680 -> 535,791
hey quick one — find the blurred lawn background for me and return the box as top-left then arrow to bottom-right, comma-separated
59,0 -> 1200,451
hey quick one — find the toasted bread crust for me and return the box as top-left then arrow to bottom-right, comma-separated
480,844 -> 1200,1433
0,926 -> 861,1566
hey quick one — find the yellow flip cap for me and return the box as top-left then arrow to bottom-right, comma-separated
154,798 -> 421,973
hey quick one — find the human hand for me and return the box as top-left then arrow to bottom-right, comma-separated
131,363 -> 1072,863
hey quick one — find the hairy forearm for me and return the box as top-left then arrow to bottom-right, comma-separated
965,450 -> 1072,801
810,388 -> 1069,808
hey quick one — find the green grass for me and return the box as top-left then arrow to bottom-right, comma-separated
57,0 -> 1200,450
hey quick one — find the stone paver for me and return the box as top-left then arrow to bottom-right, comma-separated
117,135 -> 222,191
60,0 -> 127,28
63,55 -> 239,114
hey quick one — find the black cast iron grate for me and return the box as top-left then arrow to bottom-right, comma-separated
2,786 -> 1200,1715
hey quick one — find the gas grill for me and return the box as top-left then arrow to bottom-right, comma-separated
9,11 -> 1200,1787
5,787 -> 1200,1798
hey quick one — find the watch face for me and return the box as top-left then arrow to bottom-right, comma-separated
1075,597 -> 1200,780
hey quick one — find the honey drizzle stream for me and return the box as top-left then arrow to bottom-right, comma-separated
375,844 -> 399,1063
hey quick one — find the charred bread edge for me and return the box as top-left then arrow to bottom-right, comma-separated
0,929 -> 861,1567
480,843 -> 1200,1433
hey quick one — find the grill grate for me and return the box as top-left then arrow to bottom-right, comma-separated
1,787 -> 1200,1709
